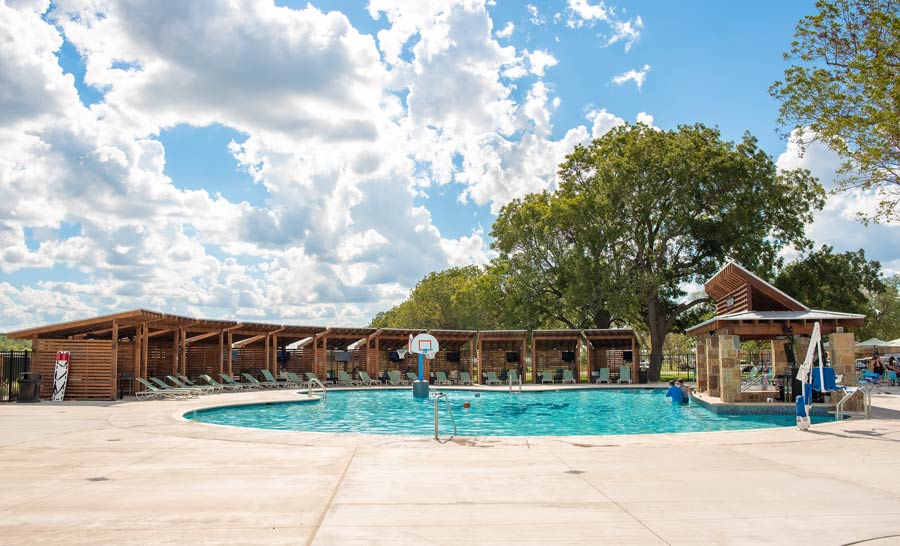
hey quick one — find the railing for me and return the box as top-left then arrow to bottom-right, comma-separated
836,381 -> 873,420
1,351 -> 30,402
433,392 -> 457,443
307,377 -> 327,400
509,374 -> 522,393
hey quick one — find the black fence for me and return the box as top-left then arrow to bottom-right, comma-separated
1,351 -> 31,402
641,352 -> 696,381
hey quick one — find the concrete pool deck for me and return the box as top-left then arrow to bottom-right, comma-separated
2,386 -> 900,545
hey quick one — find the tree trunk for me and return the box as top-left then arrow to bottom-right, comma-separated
645,295 -> 669,382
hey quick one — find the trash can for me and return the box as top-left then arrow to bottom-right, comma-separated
638,369 -> 649,384
17,372 -> 42,403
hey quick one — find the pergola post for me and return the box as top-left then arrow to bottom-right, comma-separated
226,331 -> 233,376
141,323 -> 148,381
218,331 -> 224,377
110,320 -> 119,400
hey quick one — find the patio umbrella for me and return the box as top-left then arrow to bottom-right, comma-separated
856,338 -> 888,349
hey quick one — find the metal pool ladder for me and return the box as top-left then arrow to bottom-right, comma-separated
433,392 -> 457,443
509,374 -> 522,393
307,377 -> 327,400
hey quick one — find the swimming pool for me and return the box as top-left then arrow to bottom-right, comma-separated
187,389 -> 831,436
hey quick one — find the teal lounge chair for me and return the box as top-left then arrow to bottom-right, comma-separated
220,373 -> 255,390
485,372 -> 502,385
562,370 -> 576,384
286,372 -> 306,387
508,370 -> 520,384
242,373 -> 276,389
167,375 -> 215,394
358,371 -> 381,386
541,371 -> 556,384
458,371 -> 473,385
595,368 -> 610,384
618,366 -> 632,384
305,372 -> 334,386
261,370 -> 286,388
435,371 -> 452,385
386,371 -> 409,385
201,374 -> 241,392
338,371 -> 362,386
178,375 -> 222,394
406,372 -> 420,383
136,377 -> 197,399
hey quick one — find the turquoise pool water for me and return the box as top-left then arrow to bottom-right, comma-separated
187,389 -> 832,436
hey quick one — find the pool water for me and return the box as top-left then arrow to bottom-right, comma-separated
187,389 -> 832,436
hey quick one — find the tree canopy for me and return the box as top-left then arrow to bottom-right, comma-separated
553,123 -> 822,380
771,0 -> 900,221
857,274 -> 900,341
774,244 -> 885,314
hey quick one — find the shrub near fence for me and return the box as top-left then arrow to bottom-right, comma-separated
1,351 -> 31,402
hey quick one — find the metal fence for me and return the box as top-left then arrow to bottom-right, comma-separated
1,351 -> 31,402
642,352 -> 696,381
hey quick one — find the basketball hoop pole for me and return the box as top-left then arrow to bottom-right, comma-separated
418,351 -> 425,382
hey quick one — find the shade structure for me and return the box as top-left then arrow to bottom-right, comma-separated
856,338 -> 888,349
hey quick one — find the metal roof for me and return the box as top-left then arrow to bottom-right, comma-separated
686,309 -> 866,335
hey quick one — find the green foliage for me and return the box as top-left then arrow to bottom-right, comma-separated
856,274 -> 900,341
774,245 -> 885,314
771,0 -> 900,220
368,266 -> 505,330
556,123 -> 823,379
0,335 -> 31,352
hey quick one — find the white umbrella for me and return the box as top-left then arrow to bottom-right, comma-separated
856,338 -> 888,349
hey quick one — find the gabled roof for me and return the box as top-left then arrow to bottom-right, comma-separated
685,309 -> 865,338
706,261 -> 808,312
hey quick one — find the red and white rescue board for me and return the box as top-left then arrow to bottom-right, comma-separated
52,351 -> 70,401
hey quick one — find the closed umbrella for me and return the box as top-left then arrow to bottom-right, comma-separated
856,338 -> 888,349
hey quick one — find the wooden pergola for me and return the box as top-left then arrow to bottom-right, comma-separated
365,328 -> 423,380
686,262 -> 865,403
531,330 -> 583,383
312,327 -> 375,380
583,329 -> 640,384
426,330 -> 477,383
6,310 -> 325,400
476,330 -> 527,384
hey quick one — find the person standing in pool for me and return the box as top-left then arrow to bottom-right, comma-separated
677,379 -> 690,404
665,381 -> 684,404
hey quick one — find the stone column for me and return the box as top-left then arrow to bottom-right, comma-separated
695,335 -> 708,393
772,339 -> 789,376
793,335 -> 810,369
719,335 -> 742,403
706,333 -> 721,398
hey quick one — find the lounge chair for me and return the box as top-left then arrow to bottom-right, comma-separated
618,366 -> 632,384
485,372 -> 502,385
167,375 -> 216,394
305,372 -> 334,386
201,374 -> 241,392
406,372 -> 420,383
178,374 -> 222,394
541,371 -> 556,384
135,377 -> 198,399
261,370 -> 287,388
386,371 -> 409,386
435,371 -> 452,385
562,370 -> 576,384
595,368 -> 610,384
242,373 -> 276,389
286,372 -> 306,387
358,371 -> 381,386
508,370 -> 520,384
338,371 -> 362,386
220,373 -> 255,390
458,371 -> 473,385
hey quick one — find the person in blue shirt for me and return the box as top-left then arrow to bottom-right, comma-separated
665,380 -> 684,404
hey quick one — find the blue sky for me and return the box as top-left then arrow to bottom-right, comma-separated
1,0 -> 896,331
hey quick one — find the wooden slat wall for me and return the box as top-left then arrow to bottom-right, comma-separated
590,349 -> 626,381
716,284 -> 750,315
282,348 -> 314,376
479,341 -> 521,378
33,339 -> 115,400
429,349 -> 471,374
185,344 -> 221,380
234,347 -> 266,376
147,342 -> 175,380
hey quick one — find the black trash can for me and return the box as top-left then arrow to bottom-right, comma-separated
17,372 -> 42,403
638,369 -> 649,384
